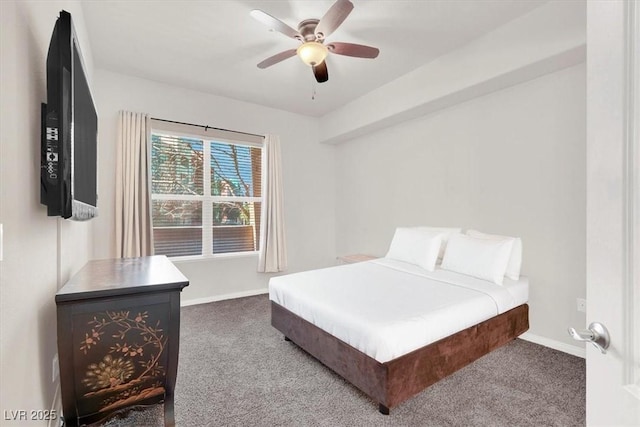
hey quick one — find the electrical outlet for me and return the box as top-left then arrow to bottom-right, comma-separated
577,298 -> 586,313
52,354 -> 59,383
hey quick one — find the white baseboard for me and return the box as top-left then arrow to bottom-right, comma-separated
181,288 -> 268,307
519,332 -> 586,359
48,381 -> 62,427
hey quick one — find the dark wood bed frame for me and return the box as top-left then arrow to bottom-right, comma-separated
271,301 -> 529,414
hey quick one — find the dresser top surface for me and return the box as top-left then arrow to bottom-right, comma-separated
56,255 -> 189,303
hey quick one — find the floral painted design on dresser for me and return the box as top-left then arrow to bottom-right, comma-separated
77,310 -> 168,413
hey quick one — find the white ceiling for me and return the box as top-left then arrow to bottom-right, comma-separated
82,0 -> 548,117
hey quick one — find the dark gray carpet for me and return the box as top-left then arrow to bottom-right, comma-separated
103,294 -> 585,426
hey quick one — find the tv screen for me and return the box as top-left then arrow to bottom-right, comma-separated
41,10 -> 98,220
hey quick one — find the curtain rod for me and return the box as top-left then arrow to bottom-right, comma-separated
151,117 -> 264,139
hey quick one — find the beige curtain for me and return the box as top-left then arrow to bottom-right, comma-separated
115,111 -> 153,258
258,135 -> 287,272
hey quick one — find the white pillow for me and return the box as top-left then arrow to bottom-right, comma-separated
385,228 -> 444,271
466,229 -> 522,280
441,234 -> 514,285
414,226 -> 462,263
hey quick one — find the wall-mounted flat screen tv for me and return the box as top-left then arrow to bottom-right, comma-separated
41,10 -> 98,220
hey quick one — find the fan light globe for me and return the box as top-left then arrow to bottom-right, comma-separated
297,42 -> 328,67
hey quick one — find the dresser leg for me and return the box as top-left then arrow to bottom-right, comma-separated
164,397 -> 175,427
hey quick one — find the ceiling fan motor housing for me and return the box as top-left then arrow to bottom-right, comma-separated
298,19 -> 321,42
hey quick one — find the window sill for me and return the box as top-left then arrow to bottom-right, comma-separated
168,251 -> 259,264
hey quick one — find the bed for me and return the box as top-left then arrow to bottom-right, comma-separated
269,255 -> 529,414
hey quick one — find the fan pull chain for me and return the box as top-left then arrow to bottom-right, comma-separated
311,82 -> 317,100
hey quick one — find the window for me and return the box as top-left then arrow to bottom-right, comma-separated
150,121 -> 263,258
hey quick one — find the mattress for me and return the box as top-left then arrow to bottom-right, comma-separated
269,258 -> 529,363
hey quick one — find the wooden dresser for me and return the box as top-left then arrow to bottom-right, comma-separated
55,255 -> 189,426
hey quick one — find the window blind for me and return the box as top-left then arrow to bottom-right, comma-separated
150,122 -> 263,258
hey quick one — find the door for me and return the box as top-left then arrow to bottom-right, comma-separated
586,1 -> 640,425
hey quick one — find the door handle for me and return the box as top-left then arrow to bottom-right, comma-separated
568,322 -> 610,354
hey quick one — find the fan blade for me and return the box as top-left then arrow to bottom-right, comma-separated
312,61 -> 329,83
327,42 -> 379,58
257,49 -> 297,69
315,0 -> 354,39
250,9 -> 301,40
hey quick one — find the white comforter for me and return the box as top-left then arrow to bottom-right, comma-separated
269,258 -> 528,363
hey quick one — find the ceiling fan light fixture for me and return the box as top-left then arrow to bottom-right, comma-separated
297,41 -> 328,66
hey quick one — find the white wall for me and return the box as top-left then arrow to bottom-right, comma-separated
320,0 -> 585,144
0,0 -> 95,421
334,63 -> 586,351
91,70 -> 336,303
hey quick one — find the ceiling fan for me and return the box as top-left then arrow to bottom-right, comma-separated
250,0 -> 379,83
